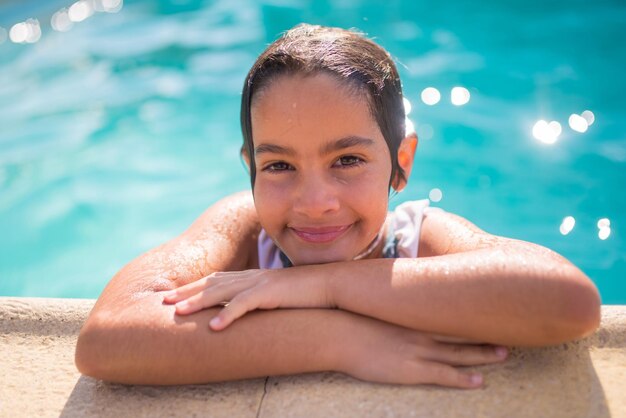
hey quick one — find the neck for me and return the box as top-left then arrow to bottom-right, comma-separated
353,222 -> 387,261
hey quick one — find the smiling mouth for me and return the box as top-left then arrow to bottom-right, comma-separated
290,224 -> 352,244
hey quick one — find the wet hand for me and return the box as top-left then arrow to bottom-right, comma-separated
340,314 -> 509,389
162,269 -> 332,330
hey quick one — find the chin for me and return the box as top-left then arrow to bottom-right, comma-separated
288,251 -> 350,266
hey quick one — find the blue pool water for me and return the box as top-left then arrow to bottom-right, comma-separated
1,0 -> 625,302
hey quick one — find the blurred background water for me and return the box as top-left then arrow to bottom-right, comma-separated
0,0 -> 624,302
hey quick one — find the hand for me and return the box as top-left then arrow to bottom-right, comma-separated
337,313 -> 508,389
162,268 -> 332,331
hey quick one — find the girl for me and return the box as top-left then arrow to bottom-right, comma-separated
75,24 -> 600,389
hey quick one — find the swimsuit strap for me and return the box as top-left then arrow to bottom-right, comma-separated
382,215 -> 400,259
279,251 -> 293,268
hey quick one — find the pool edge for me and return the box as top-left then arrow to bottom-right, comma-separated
1,297 -> 625,417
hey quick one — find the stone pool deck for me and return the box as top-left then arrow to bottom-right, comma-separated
0,297 -> 625,418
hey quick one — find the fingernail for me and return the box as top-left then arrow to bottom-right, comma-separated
176,301 -> 188,310
496,346 -> 508,358
210,317 -> 221,328
470,374 -> 483,386
163,291 -> 175,299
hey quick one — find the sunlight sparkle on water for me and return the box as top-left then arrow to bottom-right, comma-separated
102,0 -> 122,7
532,120 -> 561,145
450,86 -> 470,106
69,0 -> 95,22
9,19 -> 41,44
429,188 -> 443,202
568,114 -> 588,133
9,23 -> 28,43
51,10 -> 74,32
405,118 -> 415,136
421,87 -> 441,106
5,0 -> 122,43
598,227 -> 611,240
99,0 -> 124,13
597,218 -> 611,240
559,216 -> 575,235
582,110 -> 595,126
403,97 -> 412,115
548,121 -> 562,136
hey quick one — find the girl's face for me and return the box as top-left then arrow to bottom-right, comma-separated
251,73 -> 392,266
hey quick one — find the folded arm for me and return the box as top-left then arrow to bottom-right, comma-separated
169,209 -> 601,346
76,192 -> 506,388
76,193 -> 350,384
327,210 -> 601,346
76,191 -> 322,384
77,293 -> 344,385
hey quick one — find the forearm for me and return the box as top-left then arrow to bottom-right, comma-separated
324,244 -> 600,346
76,292 -> 345,385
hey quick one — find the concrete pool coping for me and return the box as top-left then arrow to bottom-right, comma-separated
0,297 -> 625,417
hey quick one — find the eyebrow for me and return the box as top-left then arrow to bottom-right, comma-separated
320,136 -> 375,155
254,136 -> 376,157
254,143 -> 296,157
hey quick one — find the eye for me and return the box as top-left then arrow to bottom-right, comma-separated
262,161 -> 294,172
334,155 -> 364,168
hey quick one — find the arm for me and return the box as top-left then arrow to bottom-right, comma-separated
171,210 -> 600,347
76,192 -> 344,383
77,295 -> 502,388
77,298 -> 342,384
76,192 -> 504,387
325,210 -> 601,346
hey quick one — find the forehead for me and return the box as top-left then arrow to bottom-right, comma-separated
250,73 -> 385,149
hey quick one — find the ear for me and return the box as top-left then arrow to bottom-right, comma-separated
391,132 -> 418,192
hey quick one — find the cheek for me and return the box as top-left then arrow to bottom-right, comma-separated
358,158 -> 392,192
341,169 -> 390,222
253,180 -> 288,227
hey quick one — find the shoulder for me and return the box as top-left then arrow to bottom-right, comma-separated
175,191 -> 261,272
417,208 -> 504,257
186,191 -> 258,235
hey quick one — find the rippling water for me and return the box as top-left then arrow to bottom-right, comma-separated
1,0 -> 625,302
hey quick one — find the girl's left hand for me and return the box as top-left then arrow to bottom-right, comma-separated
162,268 -> 332,331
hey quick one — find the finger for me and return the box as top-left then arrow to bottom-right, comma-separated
429,333 -> 483,344
162,276 -> 214,303
209,291 -> 258,331
425,343 -> 508,366
416,361 -> 483,389
174,284 -> 239,315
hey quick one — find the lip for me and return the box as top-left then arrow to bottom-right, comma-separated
290,224 -> 352,244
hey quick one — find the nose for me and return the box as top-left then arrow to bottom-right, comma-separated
292,172 -> 340,219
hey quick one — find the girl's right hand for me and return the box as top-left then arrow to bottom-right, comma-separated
335,313 -> 509,389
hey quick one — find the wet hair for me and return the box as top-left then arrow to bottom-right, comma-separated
241,23 -> 406,189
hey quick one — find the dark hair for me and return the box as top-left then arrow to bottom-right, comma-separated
241,24 -> 406,189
